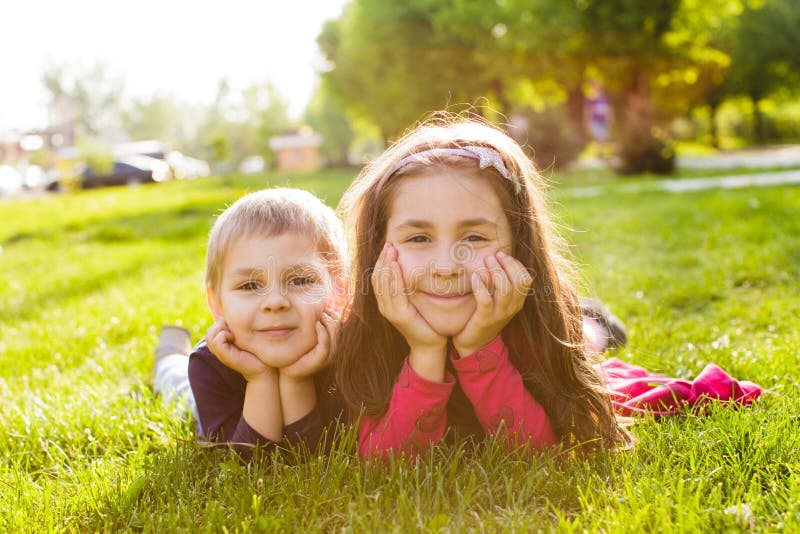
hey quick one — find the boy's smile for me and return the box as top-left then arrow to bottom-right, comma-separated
207,232 -> 333,368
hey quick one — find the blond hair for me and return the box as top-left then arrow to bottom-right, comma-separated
205,188 -> 348,293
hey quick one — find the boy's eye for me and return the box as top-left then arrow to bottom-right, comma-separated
238,280 -> 262,291
288,276 -> 315,286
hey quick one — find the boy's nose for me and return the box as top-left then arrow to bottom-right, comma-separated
260,286 -> 290,312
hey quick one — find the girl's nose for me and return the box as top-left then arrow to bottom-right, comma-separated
430,243 -> 461,276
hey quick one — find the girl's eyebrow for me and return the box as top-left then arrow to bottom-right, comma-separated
395,217 -> 498,230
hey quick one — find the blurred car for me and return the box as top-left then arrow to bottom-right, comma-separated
18,164 -> 60,191
166,151 -> 211,179
81,155 -> 172,188
0,165 -> 23,196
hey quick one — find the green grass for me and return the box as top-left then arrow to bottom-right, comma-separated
1,168 -> 799,532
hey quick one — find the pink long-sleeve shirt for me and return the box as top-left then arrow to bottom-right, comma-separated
358,335 -> 557,460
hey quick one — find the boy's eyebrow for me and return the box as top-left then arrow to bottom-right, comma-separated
226,262 -> 324,278
394,217 -> 498,230
228,267 -> 264,278
283,262 -> 325,273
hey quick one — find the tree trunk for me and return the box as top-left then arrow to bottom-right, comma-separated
615,68 -> 674,175
618,69 -> 653,171
751,94 -> 765,145
708,102 -> 719,149
566,85 -> 587,145
489,78 -> 510,115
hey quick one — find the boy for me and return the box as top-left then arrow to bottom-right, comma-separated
154,188 -> 347,458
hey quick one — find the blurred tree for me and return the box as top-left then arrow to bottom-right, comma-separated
196,80 -> 292,171
42,63 -> 125,144
305,80 -> 354,166
568,0 -> 740,173
241,82 -> 291,166
319,0 -> 753,172
319,1 -> 494,141
721,0 -> 800,143
121,94 -> 193,145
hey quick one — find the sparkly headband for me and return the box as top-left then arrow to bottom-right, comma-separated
379,145 -> 522,193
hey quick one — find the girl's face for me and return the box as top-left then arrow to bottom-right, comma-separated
207,232 -> 335,368
384,168 -> 513,336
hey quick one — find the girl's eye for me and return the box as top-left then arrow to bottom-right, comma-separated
464,234 -> 487,242
406,235 -> 430,243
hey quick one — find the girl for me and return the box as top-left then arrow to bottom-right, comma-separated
334,118 -> 631,460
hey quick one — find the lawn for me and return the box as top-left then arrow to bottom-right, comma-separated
1,168 -> 798,532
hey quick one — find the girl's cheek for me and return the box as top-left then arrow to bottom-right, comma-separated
393,249 -> 417,285
468,249 -> 494,274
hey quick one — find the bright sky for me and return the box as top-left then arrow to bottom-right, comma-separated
0,0 -> 349,131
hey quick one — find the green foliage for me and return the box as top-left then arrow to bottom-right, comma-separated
305,81 -> 354,166
121,93 -> 193,146
320,0 -> 800,169
719,0 -> 800,143
196,79 -> 292,169
77,138 -> 113,175
1,169 -> 799,530
42,62 -> 125,142
319,1 -> 489,140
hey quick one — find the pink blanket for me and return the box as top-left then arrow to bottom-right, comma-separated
599,358 -> 762,416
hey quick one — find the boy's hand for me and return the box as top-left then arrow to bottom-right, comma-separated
206,318 -> 273,382
280,308 -> 340,380
372,243 -> 447,352
453,251 -> 532,357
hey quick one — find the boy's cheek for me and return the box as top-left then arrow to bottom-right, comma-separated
326,291 -> 348,316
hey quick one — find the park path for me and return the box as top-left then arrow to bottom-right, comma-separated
567,169 -> 800,198
569,144 -> 800,198
677,144 -> 800,170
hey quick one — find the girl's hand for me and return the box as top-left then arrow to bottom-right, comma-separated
371,243 -> 447,352
206,318 -> 272,382
280,308 -> 340,380
453,251 -> 533,357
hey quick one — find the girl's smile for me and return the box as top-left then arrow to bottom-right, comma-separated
385,168 -> 512,336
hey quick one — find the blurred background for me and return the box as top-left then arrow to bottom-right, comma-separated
1,0 -> 798,195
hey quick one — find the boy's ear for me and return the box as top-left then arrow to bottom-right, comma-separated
206,287 -> 223,321
328,278 -> 350,317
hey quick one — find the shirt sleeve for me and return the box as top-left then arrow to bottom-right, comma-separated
188,343 -> 280,459
451,335 -> 557,451
358,358 -> 455,461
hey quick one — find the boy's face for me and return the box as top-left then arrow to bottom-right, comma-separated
385,169 -> 513,337
207,232 -> 333,368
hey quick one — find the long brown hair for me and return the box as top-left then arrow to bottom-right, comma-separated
335,116 -> 629,450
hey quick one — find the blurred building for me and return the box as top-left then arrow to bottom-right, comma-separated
269,128 -> 321,172
0,131 -> 21,163
0,130 -> 62,164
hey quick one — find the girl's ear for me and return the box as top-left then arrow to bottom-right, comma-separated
206,287 -> 223,321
